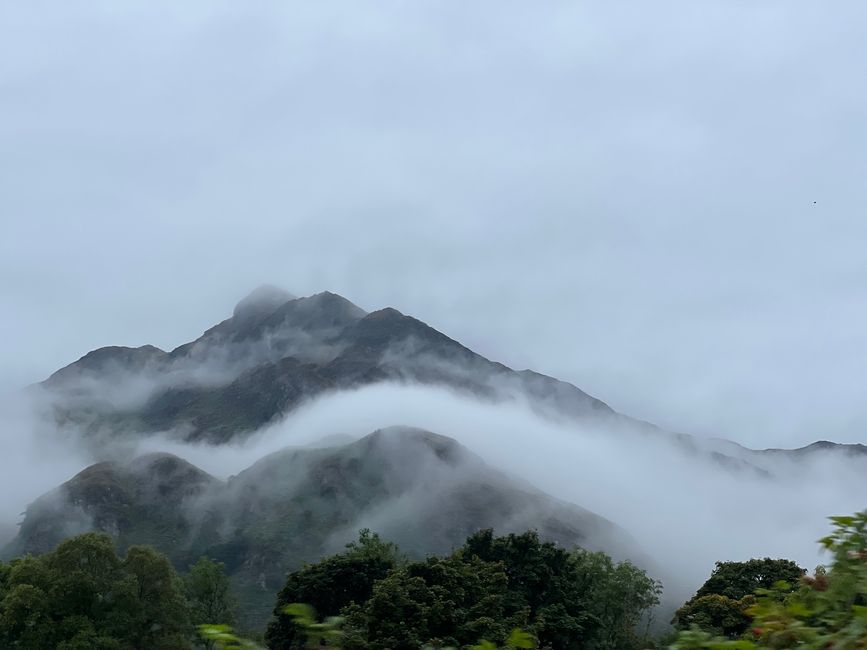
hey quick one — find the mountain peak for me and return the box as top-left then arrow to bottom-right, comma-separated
232,285 -> 296,320
44,344 -> 168,387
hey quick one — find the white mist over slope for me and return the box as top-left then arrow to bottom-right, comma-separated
0,394 -> 91,528
127,383 -> 867,606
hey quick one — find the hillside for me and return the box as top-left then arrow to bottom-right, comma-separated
34,288 -> 856,470
36,288 -> 616,444
3,427 -> 637,629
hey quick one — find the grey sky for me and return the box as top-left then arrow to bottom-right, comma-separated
2,1 -> 866,447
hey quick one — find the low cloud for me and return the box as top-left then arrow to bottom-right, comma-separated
0,392 -> 92,525
122,382 -> 867,609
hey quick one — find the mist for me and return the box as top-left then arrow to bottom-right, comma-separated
2,1 -> 866,635
2,365 -> 865,617
0,393 -> 92,533
122,382 -> 867,608
2,282 -> 864,612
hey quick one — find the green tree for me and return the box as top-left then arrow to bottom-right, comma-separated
186,556 -> 237,647
266,530 -> 400,649
122,545 -> 192,649
342,552 -> 510,649
0,582 -> 54,648
693,559 -> 804,601
463,530 -> 660,649
0,532 -> 194,649
571,549 -> 662,649
672,558 -> 804,638
671,594 -> 755,639
669,511 -> 867,648
266,529 -> 659,650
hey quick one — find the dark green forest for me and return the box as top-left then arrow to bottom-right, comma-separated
4,513 -> 867,648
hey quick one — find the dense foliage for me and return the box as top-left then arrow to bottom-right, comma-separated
0,532 -> 190,648
672,559 -> 804,638
265,530 -> 401,649
267,529 -> 660,650
0,532 -> 236,649
14,514 -> 867,650
670,511 -> 867,648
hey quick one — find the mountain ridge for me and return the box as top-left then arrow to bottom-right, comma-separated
37,289 -> 616,444
34,287 -> 858,461
3,426 -> 638,629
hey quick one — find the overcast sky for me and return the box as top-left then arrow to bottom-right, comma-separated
1,1 -> 866,448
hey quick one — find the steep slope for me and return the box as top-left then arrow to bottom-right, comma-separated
43,344 -> 170,389
3,427 -> 638,629
33,286 -> 858,462
4,453 -> 218,558
36,288 -> 618,443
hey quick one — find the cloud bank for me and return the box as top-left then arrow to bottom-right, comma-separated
126,383 -> 867,608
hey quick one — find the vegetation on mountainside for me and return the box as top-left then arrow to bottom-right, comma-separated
6,429 -> 630,631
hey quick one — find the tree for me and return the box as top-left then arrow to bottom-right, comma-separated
0,532 -> 194,649
671,593 -> 755,639
186,556 -> 237,647
266,529 -> 660,650
693,559 -> 805,601
571,549 -> 662,649
265,530 -> 401,649
342,552 -> 510,649
462,530 -> 660,649
672,558 -> 804,638
670,511 -> 867,648
122,545 -> 192,649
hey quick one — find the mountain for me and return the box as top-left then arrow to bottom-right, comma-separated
3,427 -> 639,629
36,287 -> 858,470
15,285 -> 863,630
36,288 -> 619,444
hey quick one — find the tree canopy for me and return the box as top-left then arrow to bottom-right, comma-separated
266,529 -> 660,650
670,512 -> 867,648
0,532 -> 191,649
672,558 -> 805,638
0,533 -> 237,649
265,529 -> 401,649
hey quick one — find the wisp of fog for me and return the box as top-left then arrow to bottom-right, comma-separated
3,355 -> 865,617
119,382 -> 867,610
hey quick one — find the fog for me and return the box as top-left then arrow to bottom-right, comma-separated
2,365 -> 865,611
122,382 -> 866,607
0,394 -> 92,531
1,0 -> 866,625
